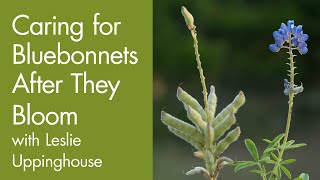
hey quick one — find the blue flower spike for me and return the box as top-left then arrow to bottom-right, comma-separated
269,20 -> 308,55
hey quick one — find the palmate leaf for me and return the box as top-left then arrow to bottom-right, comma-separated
261,134 -> 284,158
245,139 -> 259,161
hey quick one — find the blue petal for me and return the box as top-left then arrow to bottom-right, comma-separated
275,37 -> 284,46
269,44 -> 281,52
287,20 -> 295,32
278,29 -> 288,40
292,26 -> 297,35
273,31 -> 280,39
283,79 -> 291,96
280,23 -> 288,30
279,29 -> 286,35
300,34 -> 309,41
292,38 -> 299,46
284,79 -> 291,89
299,47 -> 308,55
295,25 -> 303,35
298,41 -> 307,49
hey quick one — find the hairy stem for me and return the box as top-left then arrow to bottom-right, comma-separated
268,35 -> 296,180
278,35 -> 295,161
190,30 -> 209,120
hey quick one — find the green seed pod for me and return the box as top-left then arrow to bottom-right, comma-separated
161,111 -> 204,143
181,6 -> 195,30
193,151 -> 204,160
187,105 -> 207,132
213,91 -> 245,128
177,87 -> 207,120
186,166 -> 210,178
214,127 -> 241,156
208,85 -> 217,123
204,124 -> 215,150
205,150 -> 216,174
214,113 -> 236,141
168,126 -> 203,150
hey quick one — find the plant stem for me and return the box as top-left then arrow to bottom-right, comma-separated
278,35 -> 295,162
190,29 -> 209,119
267,36 -> 296,180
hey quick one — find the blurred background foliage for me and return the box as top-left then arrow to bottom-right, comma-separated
154,0 -> 320,180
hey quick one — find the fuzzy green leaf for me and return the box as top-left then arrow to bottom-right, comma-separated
286,140 -> 295,146
234,161 -> 257,173
281,159 -> 296,165
266,160 -> 276,164
259,156 -> 270,163
250,169 -> 263,175
298,173 -> 309,180
280,166 -> 292,179
262,165 -> 267,174
263,139 -> 271,143
267,134 -> 285,149
276,165 -> 282,179
285,143 -> 307,150
264,147 -> 277,154
245,139 -> 259,161
271,152 -> 279,162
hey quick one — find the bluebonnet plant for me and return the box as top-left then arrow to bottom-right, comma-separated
235,20 -> 310,180
161,7 -> 245,180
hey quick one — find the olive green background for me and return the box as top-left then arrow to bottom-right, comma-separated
0,0 -> 152,179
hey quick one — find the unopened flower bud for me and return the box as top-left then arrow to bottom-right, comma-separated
181,6 -> 195,30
